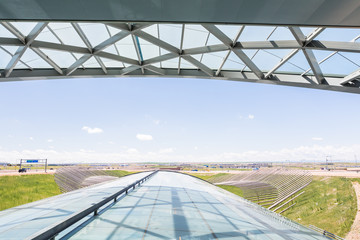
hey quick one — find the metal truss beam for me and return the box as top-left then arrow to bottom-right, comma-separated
27,39 -> 360,57
341,68 -> 360,85
72,23 -> 107,74
3,68 -> 359,94
182,55 -> 214,77
0,21 -> 359,94
1,0 -> 360,27
289,27 -> 326,84
215,25 -> 245,76
203,24 -> 264,79
66,54 -> 92,76
133,30 -> 180,54
4,22 -> 48,77
265,27 -> 325,78
1,22 -> 25,43
31,47 -> 63,75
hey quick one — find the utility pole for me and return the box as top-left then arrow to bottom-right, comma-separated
325,155 -> 331,170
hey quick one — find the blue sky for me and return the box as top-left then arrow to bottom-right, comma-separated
0,77 -> 359,164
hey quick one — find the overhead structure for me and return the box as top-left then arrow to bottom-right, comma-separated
0,1 -> 360,94
1,0 -> 360,27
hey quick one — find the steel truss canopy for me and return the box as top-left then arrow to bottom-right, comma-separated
1,0 -> 360,27
0,2 -> 360,94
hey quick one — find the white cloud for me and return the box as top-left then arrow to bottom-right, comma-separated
1,144 -> 359,164
153,120 -> 160,125
159,148 -> 174,154
248,114 -> 255,119
82,126 -> 103,134
47,139 -> 53,143
29,137 -> 34,141
312,137 -> 323,141
127,148 -> 139,154
136,134 -> 153,141
80,149 -> 95,153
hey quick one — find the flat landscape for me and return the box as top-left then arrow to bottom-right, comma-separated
0,168 -> 359,238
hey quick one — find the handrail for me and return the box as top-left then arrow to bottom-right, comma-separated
308,225 -> 344,240
26,170 -> 158,240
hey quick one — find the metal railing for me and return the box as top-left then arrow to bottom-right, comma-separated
26,170 -> 158,240
211,168 -> 312,210
308,225 -> 344,240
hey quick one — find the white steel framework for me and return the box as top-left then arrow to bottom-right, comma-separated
0,22 -> 360,93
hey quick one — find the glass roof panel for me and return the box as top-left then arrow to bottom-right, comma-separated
138,38 -> 159,60
222,52 -> 245,70
36,28 -> 61,44
48,23 -> 86,47
337,52 -> 360,67
100,57 -> 123,68
102,44 -> 118,55
181,55 -> 202,69
10,22 -> 37,36
158,24 -> 182,48
267,27 -> 295,41
250,49 -> 292,72
78,23 -> 109,47
317,51 -> 360,76
239,26 -> 276,41
14,49 -> 49,69
201,51 -> 228,69
115,36 -> 138,60
0,24 -> 17,38
276,51 -> 313,74
182,25 -> 208,49
315,28 -> 360,41
300,27 -> 316,37
141,24 -> 158,37
106,25 -> 120,36
0,48 -> 12,68
206,33 -> 224,45
216,25 -> 242,40
82,56 -> 100,68
1,46 -> 18,55
161,58 -> 178,68
40,49 -> 78,68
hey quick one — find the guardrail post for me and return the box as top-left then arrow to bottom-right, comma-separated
94,209 -> 98,216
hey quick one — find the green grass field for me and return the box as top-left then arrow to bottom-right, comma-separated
187,172 -> 230,182
0,170 -> 135,212
281,176 -> 356,237
189,173 -> 357,238
0,174 -> 61,211
104,170 -> 135,177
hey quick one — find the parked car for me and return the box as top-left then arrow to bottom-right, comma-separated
18,168 -> 27,173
